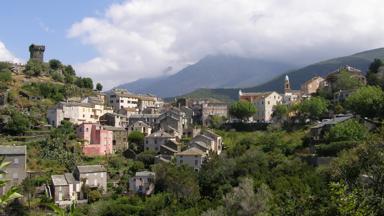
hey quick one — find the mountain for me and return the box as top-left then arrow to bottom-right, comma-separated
181,47 -> 384,102
117,55 -> 296,97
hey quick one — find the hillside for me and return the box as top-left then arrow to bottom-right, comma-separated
181,48 -> 384,101
117,55 -> 296,97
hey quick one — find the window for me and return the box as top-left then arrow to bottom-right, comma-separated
14,158 -> 19,165
195,160 -> 198,165
179,160 -> 183,164
120,100 -> 124,103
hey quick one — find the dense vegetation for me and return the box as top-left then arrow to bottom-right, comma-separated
1,57 -> 384,216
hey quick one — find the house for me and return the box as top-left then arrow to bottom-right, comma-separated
239,90 -> 282,122
50,173 -> 85,206
103,126 -> 129,152
73,165 -> 107,193
129,171 -> 155,195
158,107 -> 192,138
201,103 -> 228,126
128,113 -> 160,129
127,121 -> 152,136
310,114 -> 354,142
0,145 -> 27,195
76,123 -> 113,156
106,89 -> 139,112
144,130 -> 175,153
19,90 -> 43,101
301,76 -> 325,95
118,107 -> 139,116
175,148 -> 206,171
320,65 -> 367,93
106,89 -> 162,114
189,130 -> 223,155
99,112 -> 129,128
155,139 -> 182,163
47,101 -> 112,127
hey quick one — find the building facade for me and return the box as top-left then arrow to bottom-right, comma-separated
73,165 -> 107,193
301,76 -> 325,95
239,90 -> 282,122
76,123 -> 113,156
47,101 -> 112,127
144,131 -> 175,153
175,148 -> 206,171
127,121 -> 152,136
0,146 -> 27,195
129,171 -> 155,195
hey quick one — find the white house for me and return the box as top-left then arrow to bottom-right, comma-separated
175,147 -> 206,171
239,90 -> 282,122
47,101 -> 112,127
144,130 -> 175,153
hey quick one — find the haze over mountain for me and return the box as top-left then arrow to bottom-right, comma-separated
117,55 -> 296,97
181,47 -> 384,102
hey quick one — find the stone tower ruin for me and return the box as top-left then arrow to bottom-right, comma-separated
29,44 -> 45,62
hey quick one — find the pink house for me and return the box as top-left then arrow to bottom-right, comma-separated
77,123 -> 113,156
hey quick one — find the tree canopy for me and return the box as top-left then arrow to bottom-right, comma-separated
229,101 -> 256,121
298,97 -> 328,120
346,86 -> 384,119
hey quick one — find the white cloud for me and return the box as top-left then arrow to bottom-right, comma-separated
0,41 -> 21,63
68,0 -> 384,89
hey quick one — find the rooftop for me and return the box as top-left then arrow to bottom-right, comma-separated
176,147 -> 205,156
76,165 -> 106,173
130,120 -> 150,128
51,175 -> 68,186
311,115 -> 354,129
64,173 -> 78,184
147,130 -> 173,138
135,171 -> 155,177
0,145 -> 26,155
239,91 -> 276,98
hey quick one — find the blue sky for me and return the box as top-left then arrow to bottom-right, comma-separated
0,0 -> 122,63
1,0 -> 384,89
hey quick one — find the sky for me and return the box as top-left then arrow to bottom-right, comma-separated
1,0 -> 384,89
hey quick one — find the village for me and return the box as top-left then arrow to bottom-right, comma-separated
0,43 -> 378,209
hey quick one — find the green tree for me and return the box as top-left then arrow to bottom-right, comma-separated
75,77 -> 94,89
298,97 -> 328,120
333,69 -> 364,92
229,101 -> 256,121
128,131 -> 145,153
326,119 -> 368,142
346,86 -> 384,119
0,70 -> 12,82
24,60 -> 47,76
64,65 -> 76,76
154,163 -> 200,204
48,59 -> 62,70
202,178 -> 272,216
4,111 -> 31,135
96,83 -> 103,91
273,104 -> 290,124
136,150 -> 156,168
